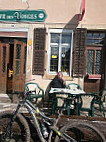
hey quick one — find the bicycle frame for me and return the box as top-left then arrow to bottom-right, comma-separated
3,93 -> 76,142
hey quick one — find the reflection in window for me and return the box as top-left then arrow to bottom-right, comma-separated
93,33 -> 99,38
62,34 -> 71,44
87,33 -> 92,38
86,32 -> 105,46
51,33 -> 60,44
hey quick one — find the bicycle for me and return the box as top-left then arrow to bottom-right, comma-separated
0,91 -> 105,142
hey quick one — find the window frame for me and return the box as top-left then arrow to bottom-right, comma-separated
85,46 -> 102,76
86,31 -> 105,46
48,29 -> 73,76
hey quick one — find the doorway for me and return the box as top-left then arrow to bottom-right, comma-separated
0,37 -> 27,94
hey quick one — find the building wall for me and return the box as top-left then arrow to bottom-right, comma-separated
0,0 -> 106,91
0,0 -> 106,24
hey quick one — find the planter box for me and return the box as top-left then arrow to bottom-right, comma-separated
88,74 -> 101,79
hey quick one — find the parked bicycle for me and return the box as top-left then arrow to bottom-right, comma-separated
0,91 -> 105,142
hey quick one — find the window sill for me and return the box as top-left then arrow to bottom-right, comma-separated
88,74 -> 101,79
43,74 -> 73,81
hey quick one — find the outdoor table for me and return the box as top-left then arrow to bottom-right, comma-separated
49,88 -> 85,115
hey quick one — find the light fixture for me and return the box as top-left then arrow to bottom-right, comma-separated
22,0 -> 30,9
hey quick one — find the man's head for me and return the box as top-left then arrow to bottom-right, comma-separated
57,71 -> 63,79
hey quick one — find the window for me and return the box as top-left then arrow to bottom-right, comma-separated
48,29 -> 73,75
86,48 -> 102,75
86,32 -> 105,46
15,44 -> 21,75
85,31 -> 106,77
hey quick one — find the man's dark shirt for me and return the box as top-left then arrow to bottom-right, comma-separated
50,76 -> 66,88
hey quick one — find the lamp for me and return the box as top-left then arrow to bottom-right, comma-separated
22,0 -> 30,9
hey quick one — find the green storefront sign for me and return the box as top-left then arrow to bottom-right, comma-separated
0,10 -> 47,22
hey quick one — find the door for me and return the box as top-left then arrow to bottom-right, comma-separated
12,40 -> 27,91
0,43 -> 9,93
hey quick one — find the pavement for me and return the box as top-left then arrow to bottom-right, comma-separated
0,94 -> 18,112
0,93 -> 105,117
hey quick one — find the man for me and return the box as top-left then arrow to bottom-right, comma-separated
50,71 -> 66,88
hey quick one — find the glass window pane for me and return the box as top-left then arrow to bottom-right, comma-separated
49,30 -> 72,74
100,33 -> 105,38
50,46 -> 59,72
61,47 -> 70,73
92,39 -> 99,45
95,50 -> 102,74
99,33 -> 105,45
2,46 -> 6,72
93,33 -> 99,38
51,33 -> 60,44
62,34 -> 71,44
16,44 -> 21,59
86,39 -> 92,45
86,50 -> 94,74
15,61 -> 20,75
99,38 -> 104,45
87,33 -> 92,38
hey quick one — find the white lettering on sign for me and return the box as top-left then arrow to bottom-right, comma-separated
14,12 -> 20,19
0,10 -> 47,22
7,15 -> 14,19
0,14 -> 6,19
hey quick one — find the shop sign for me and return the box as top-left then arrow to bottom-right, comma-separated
0,10 -> 47,22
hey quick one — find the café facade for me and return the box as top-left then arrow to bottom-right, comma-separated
0,0 -> 106,94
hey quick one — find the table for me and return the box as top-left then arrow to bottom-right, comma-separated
49,88 -> 85,115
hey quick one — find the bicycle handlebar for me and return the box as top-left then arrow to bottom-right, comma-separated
12,90 -> 36,100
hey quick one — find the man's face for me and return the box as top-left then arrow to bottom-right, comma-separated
57,72 -> 62,79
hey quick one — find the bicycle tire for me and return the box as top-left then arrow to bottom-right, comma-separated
55,121 -> 106,142
0,110 -> 30,142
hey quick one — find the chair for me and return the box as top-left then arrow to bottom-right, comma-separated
66,83 -> 82,90
78,90 -> 106,117
25,83 -> 44,103
91,90 -> 106,117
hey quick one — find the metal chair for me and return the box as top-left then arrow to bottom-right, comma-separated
25,83 -> 44,103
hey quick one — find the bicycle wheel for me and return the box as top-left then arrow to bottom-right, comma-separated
0,110 -> 30,142
55,121 -> 106,142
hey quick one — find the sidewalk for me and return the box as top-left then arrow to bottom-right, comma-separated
0,94 -> 18,112
0,94 -> 105,117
